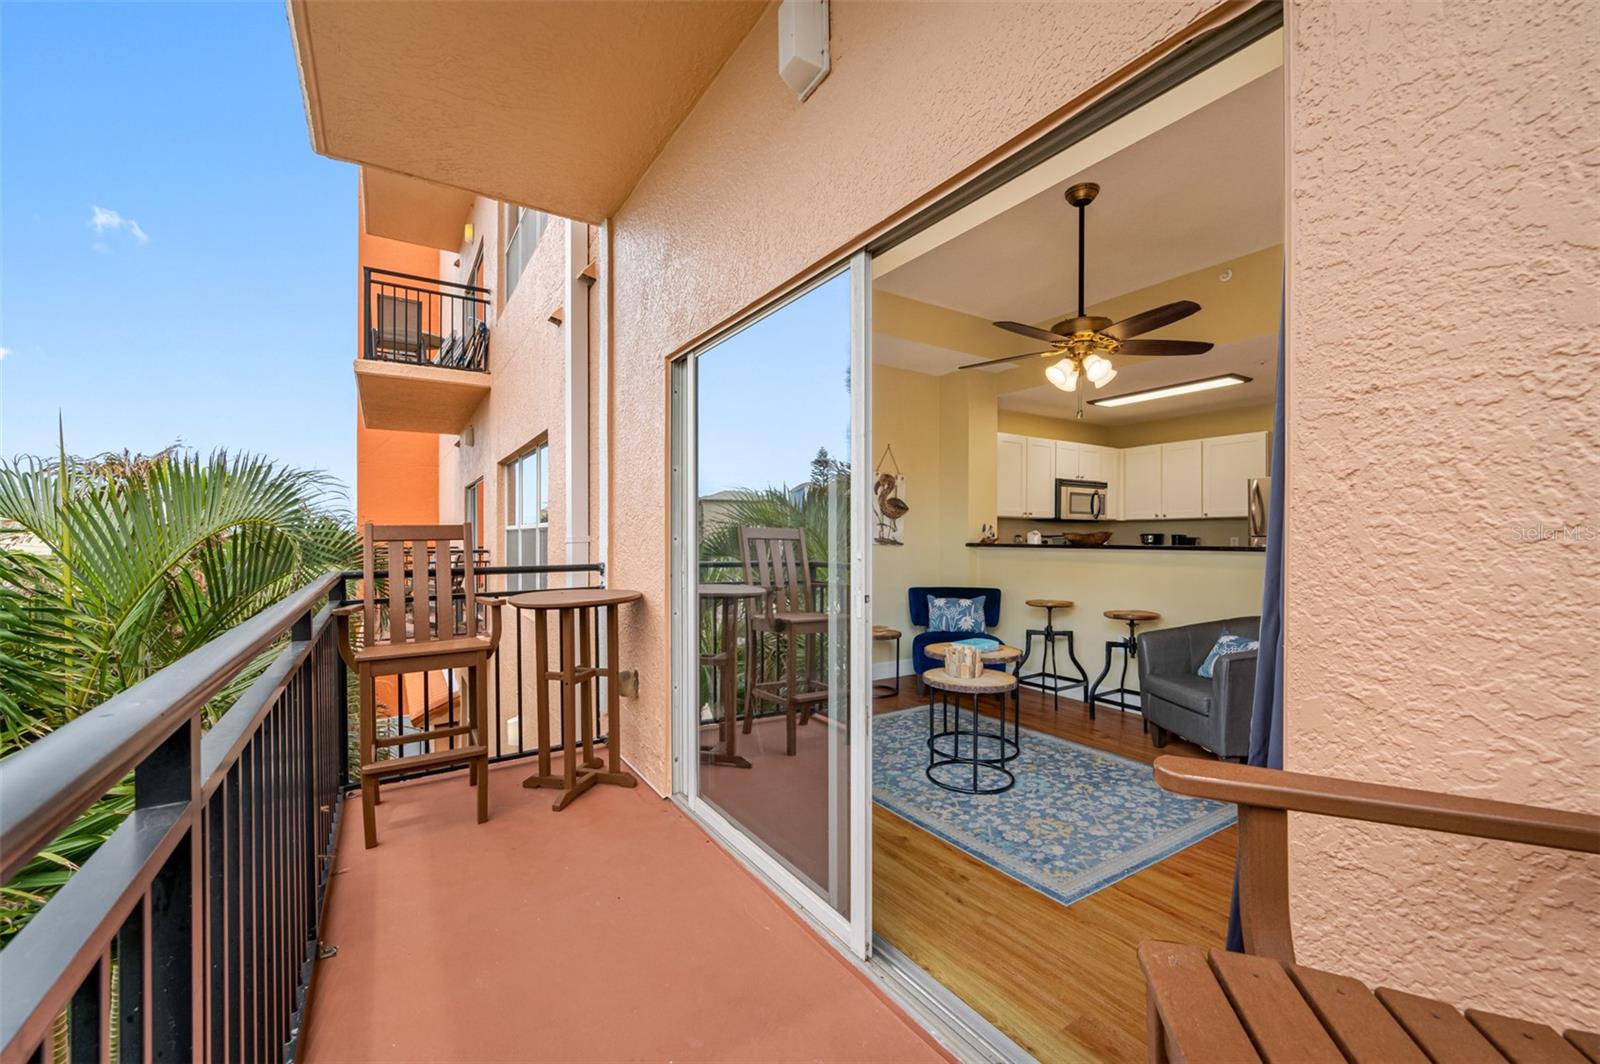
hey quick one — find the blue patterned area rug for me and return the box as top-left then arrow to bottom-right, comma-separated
873,706 -> 1235,908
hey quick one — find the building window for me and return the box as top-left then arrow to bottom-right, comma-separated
464,478 -> 483,552
502,205 -> 549,301
504,442 -> 548,591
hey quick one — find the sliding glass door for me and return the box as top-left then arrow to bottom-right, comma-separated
672,255 -> 871,956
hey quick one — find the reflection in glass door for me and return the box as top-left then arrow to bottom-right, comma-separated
672,259 -> 871,954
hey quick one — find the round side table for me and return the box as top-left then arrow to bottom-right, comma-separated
923,641 -> 1023,713
872,625 -> 903,698
922,667 -> 1019,795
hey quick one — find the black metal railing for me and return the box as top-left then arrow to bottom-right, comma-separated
362,267 -> 491,372
0,573 -> 347,1064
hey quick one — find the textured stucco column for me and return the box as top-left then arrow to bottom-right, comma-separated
1285,0 -> 1598,1029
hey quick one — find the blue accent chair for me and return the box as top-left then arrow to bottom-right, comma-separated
907,586 -> 1003,684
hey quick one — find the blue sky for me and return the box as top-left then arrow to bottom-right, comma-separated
697,272 -> 852,495
1,1 -> 358,501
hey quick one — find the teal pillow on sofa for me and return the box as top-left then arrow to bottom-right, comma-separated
1198,633 -> 1259,678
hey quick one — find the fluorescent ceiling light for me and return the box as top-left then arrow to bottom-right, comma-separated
1089,373 -> 1252,408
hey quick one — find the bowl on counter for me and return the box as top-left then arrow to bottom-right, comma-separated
1139,533 -> 1165,545
1060,531 -> 1113,547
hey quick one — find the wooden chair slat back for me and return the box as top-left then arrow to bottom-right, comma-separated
738,527 -> 813,616
362,523 -> 477,646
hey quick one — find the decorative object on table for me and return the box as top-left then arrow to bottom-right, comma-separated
1140,532 -> 1166,545
942,643 -> 984,679
1061,530 -> 1113,546
907,585 -> 1004,681
873,708 -> 1234,902
925,640 -> 1022,711
873,445 -> 909,545
1088,609 -> 1161,723
1017,599 -> 1090,712
920,669 -> 1020,794
956,182 -> 1214,419
980,523 -> 1000,544
1138,616 -> 1260,760
335,523 -> 503,848
509,587 -> 641,809
1142,755 -> 1600,1063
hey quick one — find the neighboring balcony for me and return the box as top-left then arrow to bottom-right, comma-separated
356,267 -> 492,434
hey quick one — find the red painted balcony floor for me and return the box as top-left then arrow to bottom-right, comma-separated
298,758 -> 947,1063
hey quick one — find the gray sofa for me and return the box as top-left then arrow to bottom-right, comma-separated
1137,616 -> 1260,761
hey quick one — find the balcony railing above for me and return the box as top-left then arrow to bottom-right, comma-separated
356,267 -> 493,433
363,267 -> 490,372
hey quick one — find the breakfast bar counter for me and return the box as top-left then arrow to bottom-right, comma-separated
965,541 -> 1264,553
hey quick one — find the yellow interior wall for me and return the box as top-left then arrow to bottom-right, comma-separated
873,363 -> 1268,673
1104,402 -> 1273,447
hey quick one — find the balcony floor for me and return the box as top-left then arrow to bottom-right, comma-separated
299,758 -> 947,1063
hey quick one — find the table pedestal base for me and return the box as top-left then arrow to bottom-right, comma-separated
523,760 -> 637,811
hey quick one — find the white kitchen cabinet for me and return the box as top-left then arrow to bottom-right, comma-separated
1024,436 -> 1058,518
1201,431 -> 1269,517
996,433 -> 1027,517
1053,441 -> 1083,480
1160,439 -> 1204,518
1121,445 -> 1163,519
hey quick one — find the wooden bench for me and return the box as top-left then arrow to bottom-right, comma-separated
1141,756 -> 1600,1064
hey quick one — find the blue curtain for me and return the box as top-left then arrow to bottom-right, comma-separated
1226,291 -> 1286,952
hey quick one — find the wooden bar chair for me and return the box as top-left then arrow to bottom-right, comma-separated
335,523 -> 503,848
1141,756 -> 1600,1063
739,526 -> 830,756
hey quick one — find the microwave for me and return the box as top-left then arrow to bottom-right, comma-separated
1055,478 -> 1108,521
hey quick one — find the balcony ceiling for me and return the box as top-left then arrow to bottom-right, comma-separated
289,0 -> 767,223
361,167 -> 477,251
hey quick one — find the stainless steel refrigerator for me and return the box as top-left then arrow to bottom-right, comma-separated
1247,477 -> 1271,547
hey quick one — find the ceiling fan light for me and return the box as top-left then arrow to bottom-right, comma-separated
1044,358 -> 1078,392
1083,353 -> 1113,385
1092,365 -> 1117,389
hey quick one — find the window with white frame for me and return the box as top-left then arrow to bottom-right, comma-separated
502,205 -> 549,301
504,442 -> 549,591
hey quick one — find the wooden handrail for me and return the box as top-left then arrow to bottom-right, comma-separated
1154,756 -> 1599,853
1154,755 -> 1600,966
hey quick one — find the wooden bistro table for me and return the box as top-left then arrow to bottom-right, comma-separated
923,641 -> 1023,711
507,587 -> 641,810
698,583 -> 769,769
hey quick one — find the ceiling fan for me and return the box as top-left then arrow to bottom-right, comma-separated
960,182 -> 1213,417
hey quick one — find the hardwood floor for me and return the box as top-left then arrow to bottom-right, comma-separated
871,680 -> 1236,1063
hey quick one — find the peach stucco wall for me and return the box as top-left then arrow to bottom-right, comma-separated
1284,0 -> 1598,1028
355,223 -> 441,529
607,0 -> 1223,795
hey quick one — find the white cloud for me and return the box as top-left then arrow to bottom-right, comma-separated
0,347 -> 9,362
89,205 -> 150,246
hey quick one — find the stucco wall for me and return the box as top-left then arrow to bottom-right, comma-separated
1285,0 -> 1598,1029
609,1 -> 1223,791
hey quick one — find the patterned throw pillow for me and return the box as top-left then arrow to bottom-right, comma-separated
1198,633 -> 1260,678
927,595 -> 986,633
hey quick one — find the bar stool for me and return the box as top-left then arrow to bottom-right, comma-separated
1016,598 -> 1089,713
872,625 -> 903,697
1088,609 -> 1160,721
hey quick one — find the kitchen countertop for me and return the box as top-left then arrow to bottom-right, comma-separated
966,541 -> 1265,553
